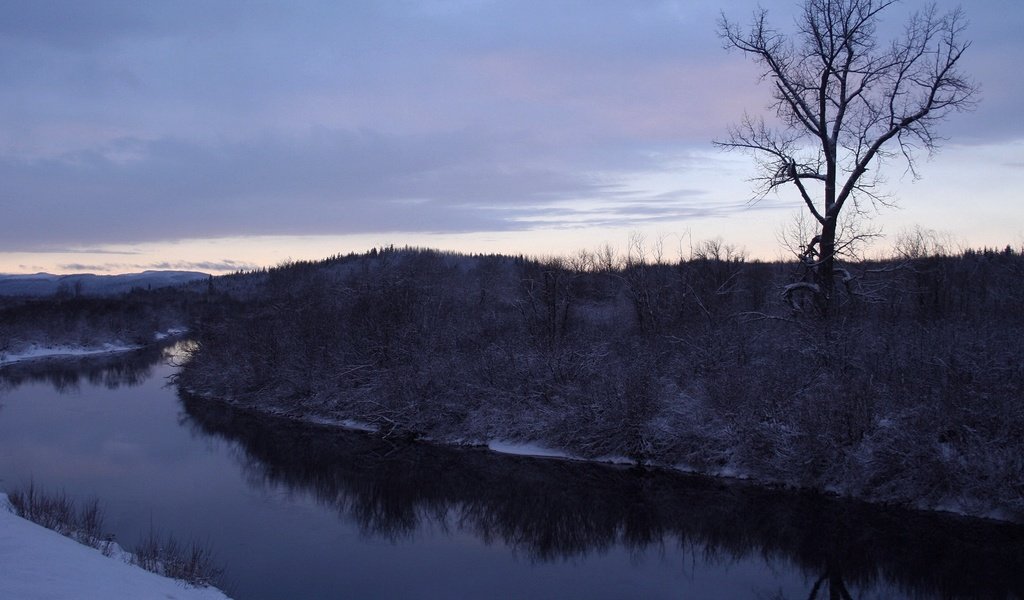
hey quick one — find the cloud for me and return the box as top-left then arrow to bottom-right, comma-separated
0,0 -> 1019,258
505,191 -> 788,229
0,128 -> 754,251
57,263 -> 115,272
144,260 -> 259,272
18,247 -> 142,255
56,259 -> 258,274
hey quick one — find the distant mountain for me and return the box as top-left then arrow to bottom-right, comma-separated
0,270 -> 209,297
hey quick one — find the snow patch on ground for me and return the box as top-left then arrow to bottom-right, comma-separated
487,441 -> 573,459
153,327 -> 189,341
304,415 -> 378,433
487,441 -> 634,467
0,342 -> 142,366
0,328 -> 187,366
337,418 -> 377,432
0,494 -> 232,600
595,454 -> 635,466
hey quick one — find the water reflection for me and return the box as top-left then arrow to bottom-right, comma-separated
180,394 -> 1024,600
0,343 -> 178,394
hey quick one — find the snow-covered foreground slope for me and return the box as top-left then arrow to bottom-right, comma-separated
0,495 -> 231,600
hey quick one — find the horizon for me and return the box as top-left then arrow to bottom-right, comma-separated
3,1 -> 1022,275
9,235 -> 1024,280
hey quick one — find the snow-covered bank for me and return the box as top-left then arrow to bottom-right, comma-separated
486,440 -> 634,465
487,440 -> 573,459
184,384 -> 1024,526
0,342 -> 143,367
0,494 -> 231,600
0,328 -> 188,367
154,327 -> 188,341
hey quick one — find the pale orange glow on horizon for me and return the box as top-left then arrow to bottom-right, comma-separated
3,139 -> 1022,276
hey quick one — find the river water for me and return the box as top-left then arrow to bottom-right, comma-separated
0,344 -> 1021,599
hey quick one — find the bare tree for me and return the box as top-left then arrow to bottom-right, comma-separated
717,0 -> 977,314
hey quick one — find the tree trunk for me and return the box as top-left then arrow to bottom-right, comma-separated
816,217 -> 837,315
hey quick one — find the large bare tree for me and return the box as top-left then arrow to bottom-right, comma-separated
717,0 -> 977,314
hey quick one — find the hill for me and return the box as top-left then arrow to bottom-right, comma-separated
0,271 -> 208,297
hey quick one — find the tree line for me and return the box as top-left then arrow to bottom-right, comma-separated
178,243 -> 1024,520
0,289 -> 193,359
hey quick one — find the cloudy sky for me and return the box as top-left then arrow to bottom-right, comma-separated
2,0 -> 1022,274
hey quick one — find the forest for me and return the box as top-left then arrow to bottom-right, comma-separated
0,289 -> 194,360
169,240 -> 1024,521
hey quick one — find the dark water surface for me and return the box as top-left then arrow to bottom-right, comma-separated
1,345 -> 1021,599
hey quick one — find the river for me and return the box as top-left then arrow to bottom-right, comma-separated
0,343 -> 1021,599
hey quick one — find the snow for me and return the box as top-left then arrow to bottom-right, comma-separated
597,455 -> 636,466
0,342 -> 142,367
486,441 -> 634,466
0,329 -> 187,366
153,327 -> 189,341
303,415 -> 378,433
487,440 -> 572,459
0,494 -> 232,600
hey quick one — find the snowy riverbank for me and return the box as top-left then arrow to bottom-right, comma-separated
0,342 -> 143,367
0,328 -> 187,367
0,493 -> 231,600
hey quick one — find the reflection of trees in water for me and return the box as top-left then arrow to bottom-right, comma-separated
0,344 -> 170,394
180,395 -> 1024,599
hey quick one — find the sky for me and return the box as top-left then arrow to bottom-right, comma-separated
1,0 -> 1022,274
